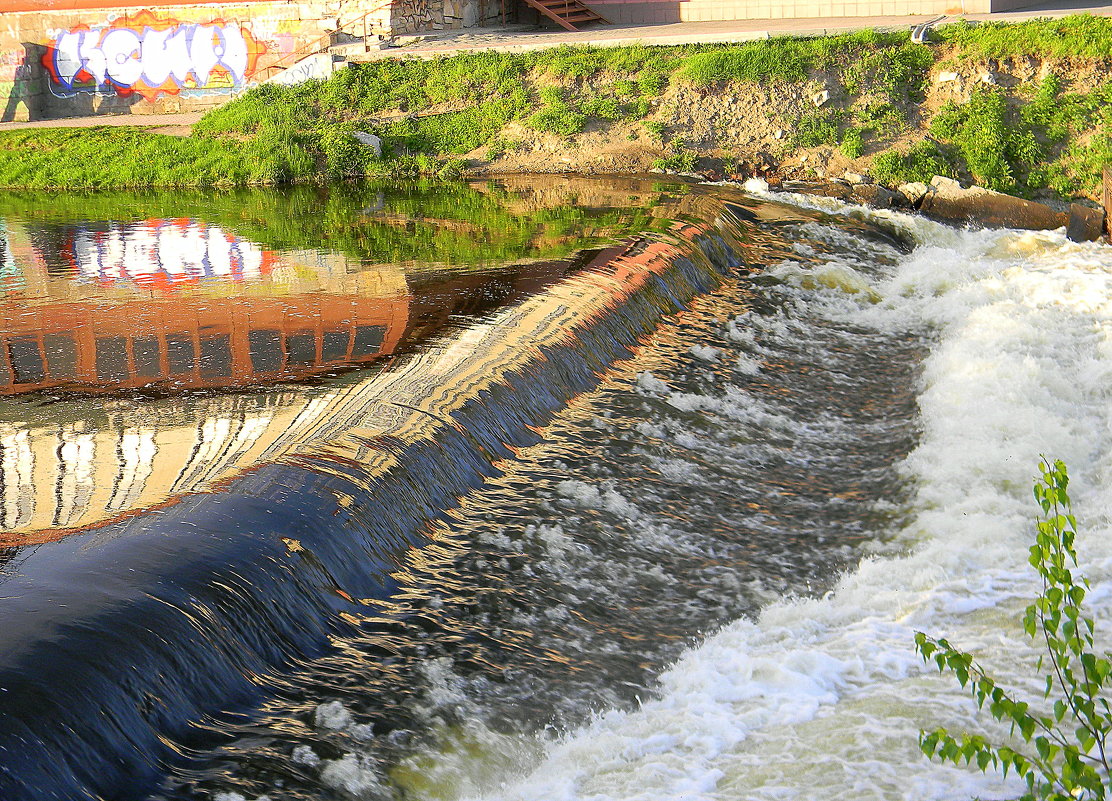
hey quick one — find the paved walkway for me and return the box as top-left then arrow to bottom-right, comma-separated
0,111 -> 203,133
372,0 -> 1112,55
2,0 -> 1108,132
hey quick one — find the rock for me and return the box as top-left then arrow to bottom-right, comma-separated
1066,203 -> 1105,243
353,131 -> 382,157
774,129 -> 784,139
980,72 -> 997,85
811,89 -> 830,107
897,181 -> 930,207
843,171 -> 871,184
806,182 -> 855,201
852,184 -> 898,208
919,175 -> 1069,230
936,71 -> 960,83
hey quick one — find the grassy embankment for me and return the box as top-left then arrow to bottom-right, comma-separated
6,15 -> 1112,199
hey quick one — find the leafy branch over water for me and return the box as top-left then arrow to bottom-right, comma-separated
916,459 -> 1112,800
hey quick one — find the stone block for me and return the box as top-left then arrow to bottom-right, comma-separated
852,184 -> 898,208
1066,203 -> 1104,243
897,181 -> 929,207
920,175 -> 1068,231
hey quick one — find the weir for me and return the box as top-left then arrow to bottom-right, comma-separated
0,179 -> 819,800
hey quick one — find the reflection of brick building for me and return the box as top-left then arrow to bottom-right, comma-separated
0,214 -> 580,542
0,218 -> 410,394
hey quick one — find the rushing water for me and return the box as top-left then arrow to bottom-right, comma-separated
1,176 -> 1109,801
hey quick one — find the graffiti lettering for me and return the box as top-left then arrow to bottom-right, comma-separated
65,220 -> 276,289
43,11 -> 266,100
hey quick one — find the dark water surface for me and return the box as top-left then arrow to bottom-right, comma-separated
0,177 -> 923,801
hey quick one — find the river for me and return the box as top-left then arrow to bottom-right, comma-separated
0,176 -> 1106,801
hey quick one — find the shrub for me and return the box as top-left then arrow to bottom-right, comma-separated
871,140 -> 955,185
916,459 -> 1112,801
581,96 -> 622,120
840,127 -> 865,159
929,89 -> 1043,193
651,149 -> 698,172
794,110 -> 846,148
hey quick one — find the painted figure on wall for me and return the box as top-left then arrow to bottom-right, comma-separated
42,10 -> 267,99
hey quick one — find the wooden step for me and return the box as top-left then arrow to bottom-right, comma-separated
520,0 -> 608,30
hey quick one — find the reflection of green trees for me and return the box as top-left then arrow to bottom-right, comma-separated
0,181 -> 672,267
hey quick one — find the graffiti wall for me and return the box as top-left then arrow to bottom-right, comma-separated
43,11 -> 267,100
0,1 -> 334,120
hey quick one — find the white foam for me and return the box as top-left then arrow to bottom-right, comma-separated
315,700 -> 354,731
320,753 -> 387,798
444,212 -> 1112,800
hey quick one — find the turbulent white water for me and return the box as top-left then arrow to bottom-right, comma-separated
448,199 -> 1112,801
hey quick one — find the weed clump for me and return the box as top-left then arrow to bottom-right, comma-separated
917,459 -> 1112,801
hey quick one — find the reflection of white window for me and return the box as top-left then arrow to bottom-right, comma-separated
171,415 -> 238,493
73,230 -> 99,281
239,241 -> 264,281
183,224 -> 210,278
55,424 -> 95,527
158,224 -> 195,281
0,428 -> 34,530
197,410 -> 274,486
121,227 -> 158,284
107,427 -> 156,511
207,227 -> 234,278
101,228 -> 126,282
0,220 -> 21,290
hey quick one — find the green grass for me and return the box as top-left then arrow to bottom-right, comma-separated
936,15 -> 1112,59
794,110 -> 846,148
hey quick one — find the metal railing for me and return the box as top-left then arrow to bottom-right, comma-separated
257,8 -> 386,79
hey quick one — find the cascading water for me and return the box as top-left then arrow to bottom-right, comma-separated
2,177 -> 1105,801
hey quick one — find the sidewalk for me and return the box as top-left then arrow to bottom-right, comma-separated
2,0 -> 1109,132
0,111 -> 202,134
369,0 -> 1112,56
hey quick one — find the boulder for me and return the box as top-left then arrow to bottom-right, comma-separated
804,182 -> 855,201
919,176 -> 1068,230
843,171 -> 871,184
353,131 -> 383,157
1066,203 -> 1105,243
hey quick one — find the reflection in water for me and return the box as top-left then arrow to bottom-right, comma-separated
0,179 -> 695,544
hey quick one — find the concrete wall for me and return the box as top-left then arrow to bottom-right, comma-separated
586,0 -> 981,24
